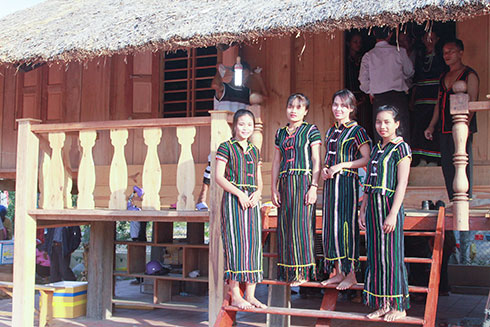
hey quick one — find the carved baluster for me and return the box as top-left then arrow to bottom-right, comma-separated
142,128 -> 162,210
38,150 -> 50,209
78,130 -> 97,209
45,132 -> 65,209
450,81 -> 470,231
248,104 -> 263,151
63,136 -> 73,208
176,126 -> 196,210
109,129 -> 128,210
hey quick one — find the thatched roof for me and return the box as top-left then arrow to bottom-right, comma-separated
0,0 -> 488,64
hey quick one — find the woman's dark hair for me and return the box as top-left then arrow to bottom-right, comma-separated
376,105 -> 402,136
373,26 -> 391,40
232,109 -> 255,137
286,93 -> 310,110
332,89 -> 357,119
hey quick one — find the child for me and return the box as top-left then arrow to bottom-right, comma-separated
271,93 -> 321,286
359,105 -> 411,321
321,89 -> 371,290
215,109 -> 265,309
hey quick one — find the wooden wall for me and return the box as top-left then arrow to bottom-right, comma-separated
458,15 -> 490,164
243,32 -> 343,161
0,15 -> 489,178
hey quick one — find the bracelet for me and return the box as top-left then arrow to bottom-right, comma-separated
310,183 -> 318,188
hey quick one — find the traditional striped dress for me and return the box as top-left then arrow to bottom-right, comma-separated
363,137 -> 411,311
275,122 -> 321,282
322,121 -> 370,275
217,138 -> 263,283
411,51 -> 445,163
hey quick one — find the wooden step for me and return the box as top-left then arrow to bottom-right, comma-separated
358,256 -> 432,264
263,228 -> 436,237
113,298 -> 207,312
260,279 -> 428,293
263,253 -> 433,264
222,305 -> 424,325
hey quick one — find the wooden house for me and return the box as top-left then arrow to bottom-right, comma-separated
0,0 -> 488,325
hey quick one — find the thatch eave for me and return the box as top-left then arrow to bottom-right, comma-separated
0,0 -> 488,65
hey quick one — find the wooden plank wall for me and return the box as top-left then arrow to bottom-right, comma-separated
1,66 -> 18,169
243,31 -> 343,161
458,15 -> 490,164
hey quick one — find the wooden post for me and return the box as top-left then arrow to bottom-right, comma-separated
13,119 -> 40,327
87,221 -> 115,319
208,110 -> 232,326
176,126 -> 196,210
450,81 -> 470,231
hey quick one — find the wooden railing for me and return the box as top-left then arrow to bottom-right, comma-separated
32,116 -> 215,211
13,111 -> 245,326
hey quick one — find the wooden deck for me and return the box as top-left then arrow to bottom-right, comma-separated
0,280 -> 487,326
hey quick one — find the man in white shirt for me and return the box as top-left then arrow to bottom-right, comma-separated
359,27 -> 414,143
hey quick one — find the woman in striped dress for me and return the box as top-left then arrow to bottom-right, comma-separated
216,109 -> 266,309
271,93 -> 321,286
321,89 -> 371,290
359,105 -> 411,322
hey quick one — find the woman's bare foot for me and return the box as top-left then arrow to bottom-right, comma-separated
320,274 -> 343,286
384,309 -> 406,321
336,272 -> 357,290
366,305 -> 390,319
245,296 -> 267,309
231,297 -> 253,310
290,279 -> 306,287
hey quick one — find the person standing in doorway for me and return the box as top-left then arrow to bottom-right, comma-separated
359,27 -> 414,144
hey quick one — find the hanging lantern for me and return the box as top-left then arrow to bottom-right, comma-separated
234,56 -> 243,87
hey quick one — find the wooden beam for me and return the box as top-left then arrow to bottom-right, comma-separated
30,116 -> 212,133
13,119 -> 40,327
29,208 -> 209,221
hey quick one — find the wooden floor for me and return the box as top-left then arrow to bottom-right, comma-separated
0,279 -> 486,326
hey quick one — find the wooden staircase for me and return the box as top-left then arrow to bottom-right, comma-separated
215,207 -> 446,327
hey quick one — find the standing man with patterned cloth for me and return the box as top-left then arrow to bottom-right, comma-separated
424,38 -> 479,202
44,227 -> 81,282
424,38 -> 479,265
359,26 -> 414,144
271,93 -> 321,286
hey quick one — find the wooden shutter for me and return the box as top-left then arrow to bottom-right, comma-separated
16,67 -> 42,120
43,63 -> 65,122
130,51 -> 159,118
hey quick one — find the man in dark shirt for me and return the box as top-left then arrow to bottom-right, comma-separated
44,226 -> 82,282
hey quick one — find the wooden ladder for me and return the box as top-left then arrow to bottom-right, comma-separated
215,206 -> 446,327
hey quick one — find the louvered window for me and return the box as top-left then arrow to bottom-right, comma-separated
162,47 -> 217,117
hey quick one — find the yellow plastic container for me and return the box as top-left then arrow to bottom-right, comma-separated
49,281 -> 87,318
